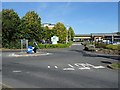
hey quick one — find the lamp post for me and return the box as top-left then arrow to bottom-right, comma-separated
66,24 -> 71,43
66,25 -> 69,44
66,30 -> 68,44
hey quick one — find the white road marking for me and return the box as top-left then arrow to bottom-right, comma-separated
72,44 -> 81,45
55,66 -> 58,68
8,53 -> 51,57
63,68 -> 75,71
75,63 -> 105,69
48,63 -> 105,71
92,66 -> 105,69
79,67 -> 90,70
48,66 -> 50,68
26,72 -> 30,74
12,70 -> 21,73
86,63 -> 105,69
68,64 -> 74,68
85,63 -> 95,67
75,63 -> 90,70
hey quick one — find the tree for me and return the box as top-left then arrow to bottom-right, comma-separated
0,11 -> 1,32
53,22 -> 67,43
43,26 -> 50,40
68,27 -> 75,41
19,11 -> 42,41
2,9 -> 20,47
42,26 -> 57,40
117,32 -> 120,35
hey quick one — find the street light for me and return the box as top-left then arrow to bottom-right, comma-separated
66,24 -> 71,43
66,25 -> 69,44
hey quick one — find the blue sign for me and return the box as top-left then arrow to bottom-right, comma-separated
27,46 -> 33,53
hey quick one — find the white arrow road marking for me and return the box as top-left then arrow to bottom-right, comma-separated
92,66 -> 105,69
63,68 -> 75,71
75,63 -> 91,70
48,63 -> 105,71
68,64 -> 74,68
79,67 -> 91,70
86,63 -> 105,69
12,70 -> 21,73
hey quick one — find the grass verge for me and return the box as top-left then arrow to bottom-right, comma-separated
108,63 -> 120,69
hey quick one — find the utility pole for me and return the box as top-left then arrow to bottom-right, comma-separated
69,30 -> 71,42
66,25 -> 69,44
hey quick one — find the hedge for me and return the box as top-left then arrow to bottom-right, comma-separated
38,42 -> 72,49
106,44 -> 118,50
2,40 -> 73,49
95,43 -> 107,48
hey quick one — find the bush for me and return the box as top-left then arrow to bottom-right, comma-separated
95,43 -> 107,48
2,40 -> 73,49
118,45 -> 120,51
2,40 -> 21,49
106,44 -> 118,50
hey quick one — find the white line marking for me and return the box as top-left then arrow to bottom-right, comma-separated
8,53 -> 52,57
12,70 -> 21,73
92,66 -> 105,69
79,67 -> 90,70
85,63 -> 95,67
55,66 -> 58,68
26,72 -> 30,74
86,63 -> 105,69
68,64 -> 74,68
48,66 -> 50,68
74,63 -> 79,67
63,68 -> 75,71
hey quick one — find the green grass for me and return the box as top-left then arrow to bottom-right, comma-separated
110,63 -> 120,69
106,44 -> 118,50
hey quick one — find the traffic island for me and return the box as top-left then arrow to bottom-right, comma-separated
107,63 -> 120,70
7,52 -> 51,57
1,83 -> 12,90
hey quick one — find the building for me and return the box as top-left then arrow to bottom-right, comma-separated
74,33 -> 120,42
74,34 -> 91,42
42,23 -> 55,29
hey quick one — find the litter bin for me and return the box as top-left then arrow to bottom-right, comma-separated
27,46 -> 33,53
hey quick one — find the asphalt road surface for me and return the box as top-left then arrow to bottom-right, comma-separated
2,44 -> 119,88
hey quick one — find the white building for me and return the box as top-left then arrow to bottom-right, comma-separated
42,23 -> 55,29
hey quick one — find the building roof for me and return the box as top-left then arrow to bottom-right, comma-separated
75,33 -> 119,37
75,34 -> 91,37
91,33 -> 118,36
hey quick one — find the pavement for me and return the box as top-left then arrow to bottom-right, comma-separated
2,44 -> 119,88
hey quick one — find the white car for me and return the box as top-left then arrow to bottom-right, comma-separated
112,42 -> 120,45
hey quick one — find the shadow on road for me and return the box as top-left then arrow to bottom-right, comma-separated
70,49 -> 120,61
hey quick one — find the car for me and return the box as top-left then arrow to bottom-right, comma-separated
112,42 -> 120,45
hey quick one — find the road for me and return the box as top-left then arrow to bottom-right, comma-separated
2,44 -> 119,88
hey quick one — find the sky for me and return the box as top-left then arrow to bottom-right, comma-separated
2,2 -> 118,34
